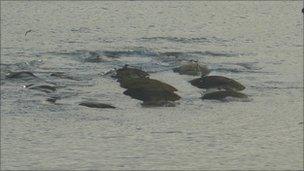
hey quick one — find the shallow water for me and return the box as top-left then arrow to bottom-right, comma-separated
1,1 -> 303,170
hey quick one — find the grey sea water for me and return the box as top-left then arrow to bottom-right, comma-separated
1,1 -> 303,170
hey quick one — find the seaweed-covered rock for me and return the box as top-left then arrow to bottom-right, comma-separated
190,76 -> 245,91
173,61 -> 210,76
123,82 -> 180,102
202,91 -> 248,100
119,77 -> 177,92
79,101 -> 116,109
114,66 -> 180,107
113,65 -> 149,80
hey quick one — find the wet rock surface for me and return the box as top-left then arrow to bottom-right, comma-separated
113,65 -> 149,80
123,83 -> 180,102
190,76 -> 245,91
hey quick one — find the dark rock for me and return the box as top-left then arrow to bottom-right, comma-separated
113,65 -> 149,80
79,101 -> 116,109
121,78 -> 180,106
114,66 -> 180,107
123,83 -> 180,102
202,90 -> 248,100
119,77 -> 177,91
173,61 -> 210,76
190,76 -> 245,91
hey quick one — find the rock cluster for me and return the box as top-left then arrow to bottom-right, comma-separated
4,60 -> 249,109
113,65 -> 180,107
174,61 -> 248,100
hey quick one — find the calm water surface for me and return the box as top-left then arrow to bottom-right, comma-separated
1,1 -> 303,170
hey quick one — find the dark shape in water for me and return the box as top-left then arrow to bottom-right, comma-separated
113,65 -> 149,80
6,71 -> 37,79
202,91 -> 248,100
160,52 -> 182,57
173,60 -> 210,76
84,56 -> 114,63
79,101 -> 116,109
28,85 -> 57,93
46,96 -> 59,103
25,29 -> 32,36
190,76 -> 245,91
50,72 -> 78,80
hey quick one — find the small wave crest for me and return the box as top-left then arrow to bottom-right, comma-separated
45,48 -> 158,61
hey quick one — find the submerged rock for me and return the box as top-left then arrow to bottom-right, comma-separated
27,84 -> 57,93
6,71 -> 37,79
84,56 -> 115,63
160,52 -> 182,57
46,96 -> 59,103
114,65 -> 180,107
202,90 -> 248,100
50,72 -> 78,80
190,76 -> 245,91
79,101 -> 116,109
173,61 -> 210,76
